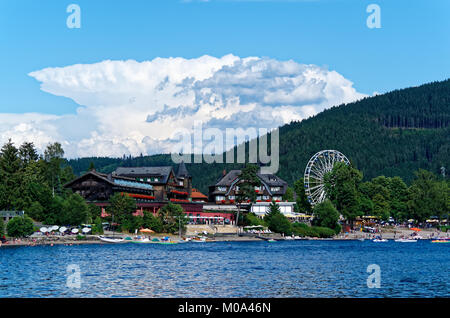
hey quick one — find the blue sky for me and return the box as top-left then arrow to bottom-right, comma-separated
0,0 -> 449,157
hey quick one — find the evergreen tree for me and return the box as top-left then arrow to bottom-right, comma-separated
0,139 -> 21,210
293,178 -> 312,214
0,217 -> 5,237
264,201 -> 292,235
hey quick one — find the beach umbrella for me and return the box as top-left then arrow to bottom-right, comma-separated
139,228 -> 154,233
40,227 -> 48,233
82,227 -> 91,233
59,227 -> 68,233
51,225 -> 59,231
71,228 -> 79,234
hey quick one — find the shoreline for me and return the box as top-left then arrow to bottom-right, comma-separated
1,226 -> 447,248
1,234 -> 447,248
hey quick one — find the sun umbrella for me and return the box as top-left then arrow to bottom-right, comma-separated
51,225 -> 59,231
82,227 -> 91,233
40,227 -> 48,233
71,228 -> 79,234
411,228 -> 421,231
59,227 -> 67,233
139,228 -> 154,233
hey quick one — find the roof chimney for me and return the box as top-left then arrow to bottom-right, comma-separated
223,169 -> 227,176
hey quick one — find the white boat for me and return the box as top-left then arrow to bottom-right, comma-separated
192,236 -> 207,242
98,235 -> 124,243
131,237 -> 151,243
395,238 -> 417,243
373,239 -> 388,242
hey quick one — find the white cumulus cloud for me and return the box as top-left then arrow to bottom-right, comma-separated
1,54 -> 366,158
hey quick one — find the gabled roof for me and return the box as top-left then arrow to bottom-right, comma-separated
210,169 -> 287,196
257,173 -> 287,187
114,166 -> 174,184
64,170 -> 153,191
215,170 -> 241,186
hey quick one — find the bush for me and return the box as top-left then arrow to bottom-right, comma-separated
143,212 -> 163,233
292,225 -> 318,237
291,223 -> 337,238
6,216 -> 35,238
267,213 -> 292,235
312,200 -> 341,232
292,222 -> 308,229
76,234 -> 86,240
91,216 -> 104,235
311,226 -> 336,238
244,213 -> 266,227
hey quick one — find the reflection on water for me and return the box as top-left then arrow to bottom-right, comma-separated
0,240 -> 448,297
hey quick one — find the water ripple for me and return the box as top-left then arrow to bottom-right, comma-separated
0,240 -> 448,297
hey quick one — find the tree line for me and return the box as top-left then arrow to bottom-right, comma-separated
282,163 -> 449,226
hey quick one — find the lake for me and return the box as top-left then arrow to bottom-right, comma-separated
0,240 -> 448,297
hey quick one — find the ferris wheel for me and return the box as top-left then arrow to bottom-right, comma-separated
304,150 -> 350,206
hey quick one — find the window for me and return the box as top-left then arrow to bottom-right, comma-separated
217,186 -> 227,192
228,195 -> 235,200
216,196 -> 225,201
271,187 -> 280,192
262,195 -> 269,200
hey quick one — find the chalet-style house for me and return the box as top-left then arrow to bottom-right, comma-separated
208,169 -> 288,204
63,170 -> 155,202
64,162 -> 204,218
113,162 -> 192,202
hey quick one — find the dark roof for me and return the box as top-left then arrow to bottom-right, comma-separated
176,161 -> 190,178
114,166 -> 174,184
64,170 -> 153,192
210,169 -> 287,195
215,170 -> 241,186
257,173 -> 287,187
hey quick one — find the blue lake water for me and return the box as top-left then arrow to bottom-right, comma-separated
0,240 -> 448,298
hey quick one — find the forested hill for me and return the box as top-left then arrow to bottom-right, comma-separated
66,79 -> 450,193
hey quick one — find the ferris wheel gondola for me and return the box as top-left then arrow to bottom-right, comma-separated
303,150 -> 350,206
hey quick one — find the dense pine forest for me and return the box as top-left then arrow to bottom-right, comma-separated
66,79 -> 450,193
